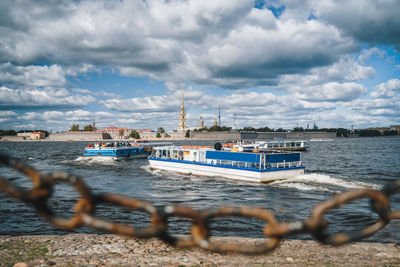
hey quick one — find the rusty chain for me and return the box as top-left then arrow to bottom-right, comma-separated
0,153 -> 399,254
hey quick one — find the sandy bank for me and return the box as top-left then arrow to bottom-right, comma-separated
1,234 -> 399,266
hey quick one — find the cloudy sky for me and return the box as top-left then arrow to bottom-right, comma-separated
0,0 -> 399,132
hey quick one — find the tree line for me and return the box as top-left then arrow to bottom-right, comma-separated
191,125 -> 399,137
69,124 -> 94,131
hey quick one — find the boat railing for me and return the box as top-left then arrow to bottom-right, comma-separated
271,161 -> 301,169
86,147 -> 125,150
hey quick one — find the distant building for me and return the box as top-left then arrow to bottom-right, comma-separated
178,85 -> 187,132
16,131 -> 45,139
97,125 -> 129,138
390,125 -> 400,132
17,132 -> 31,137
313,123 -> 318,130
138,129 -> 153,133
198,116 -> 204,129
367,127 -> 393,134
213,119 -> 218,127
30,131 -> 45,139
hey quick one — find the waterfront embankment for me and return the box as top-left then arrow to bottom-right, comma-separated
1,234 -> 399,266
1,131 -> 337,142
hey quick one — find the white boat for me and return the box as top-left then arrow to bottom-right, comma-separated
84,142 -> 149,160
148,145 -> 305,183
256,140 -> 308,151
84,141 -> 173,160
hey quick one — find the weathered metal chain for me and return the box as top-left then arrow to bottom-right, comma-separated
0,153 -> 399,254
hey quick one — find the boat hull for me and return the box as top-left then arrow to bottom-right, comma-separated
148,158 -> 304,183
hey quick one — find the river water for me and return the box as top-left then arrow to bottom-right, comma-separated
0,138 -> 399,243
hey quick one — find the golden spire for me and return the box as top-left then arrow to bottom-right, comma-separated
180,83 -> 184,108
178,83 -> 186,132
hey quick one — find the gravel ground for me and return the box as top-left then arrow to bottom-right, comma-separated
1,234 -> 399,266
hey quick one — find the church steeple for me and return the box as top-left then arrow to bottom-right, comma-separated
178,84 -> 187,132
180,85 -> 184,108
198,116 -> 204,129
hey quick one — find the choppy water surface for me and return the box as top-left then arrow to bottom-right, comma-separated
0,138 -> 399,243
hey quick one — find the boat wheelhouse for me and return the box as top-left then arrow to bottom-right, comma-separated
148,146 -> 305,183
84,142 -> 148,160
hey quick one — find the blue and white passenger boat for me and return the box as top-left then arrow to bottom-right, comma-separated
148,145 -> 305,183
84,142 -> 148,160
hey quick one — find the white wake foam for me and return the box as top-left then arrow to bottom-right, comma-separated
142,166 -> 381,193
141,165 -> 192,179
74,156 -> 117,165
141,165 -> 164,176
271,173 -> 381,192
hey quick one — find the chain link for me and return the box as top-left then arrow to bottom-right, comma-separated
0,153 -> 399,254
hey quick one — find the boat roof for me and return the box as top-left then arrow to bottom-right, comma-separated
153,145 -> 213,151
153,145 -> 300,155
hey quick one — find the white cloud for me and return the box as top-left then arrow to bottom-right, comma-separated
0,63 -> 66,87
188,18 -> 357,88
71,88 -> 121,99
280,56 -> 375,88
278,0 -> 314,22
358,47 -> 386,64
313,0 -> 400,49
0,1 -> 399,131
0,110 -> 17,123
17,110 -> 114,128
291,82 -> 366,102
103,94 -> 179,113
0,0 -> 358,88
0,111 -> 18,117
371,79 -> 400,98
0,80 -> 397,131
102,86 -> 210,112
0,86 -> 95,110
63,64 -> 98,76
269,0 -> 400,48
4,109 -> 178,131
350,96 -> 400,118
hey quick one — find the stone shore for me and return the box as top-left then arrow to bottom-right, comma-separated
1,234 -> 399,266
